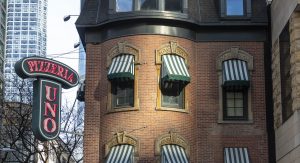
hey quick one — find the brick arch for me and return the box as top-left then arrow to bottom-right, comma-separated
107,42 -> 141,68
155,131 -> 190,158
104,131 -> 140,158
216,46 -> 254,71
155,41 -> 189,65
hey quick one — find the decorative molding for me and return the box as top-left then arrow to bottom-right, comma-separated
155,131 -> 190,157
216,47 -> 254,71
155,41 -> 189,64
107,42 -> 141,67
105,131 -> 139,157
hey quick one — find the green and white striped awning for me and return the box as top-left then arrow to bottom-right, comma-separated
108,54 -> 134,81
223,59 -> 249,88
161,145 -> 189,163
106,145 -> 134,163
161,55 -> 190,83
224,147 -> 250,163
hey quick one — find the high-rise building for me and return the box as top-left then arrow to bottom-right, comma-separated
0,0 -> 6,103
4,0 -> 47,102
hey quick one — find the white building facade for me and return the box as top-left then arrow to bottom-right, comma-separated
5,0 -> 47,102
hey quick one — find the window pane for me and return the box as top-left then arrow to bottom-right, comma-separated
226,0 -> 244,16
140,0 -> 158,10
165,0 -> 182,12
112,81 -> 134,107
161,82 -> 184,109
116,0 -> 133,12
227,108 -> 235,116
235,108 -> 244,116
226,92 -> 234,98
235,99 -> 243,107
227,99 -> 234,107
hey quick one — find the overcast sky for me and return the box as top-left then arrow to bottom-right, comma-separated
47,0 -> 80,106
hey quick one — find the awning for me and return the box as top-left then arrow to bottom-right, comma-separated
222,59 -> 249,88
161,145 -> 189,163
224,147 -> 250,163
106,145 -> 134,163
161,55 -> 190,83
108,55 -> 134,81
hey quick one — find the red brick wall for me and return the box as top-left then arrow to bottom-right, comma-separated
84,35 -> 268,163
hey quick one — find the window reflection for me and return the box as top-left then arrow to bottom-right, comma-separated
165,0 -> 182,12
226,0 -> 244,16
140,0 -> 158,10
116,0 -> 133,12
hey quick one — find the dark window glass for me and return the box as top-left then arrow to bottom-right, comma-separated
112,81 -> 134,108
140,0 -> 158,10
280,23 -> 292,122
223,89 -> 247,120
116,0 -> 133,12
165,0 -> 182,12
161,82 -> 184,109
226,0 -> 244,16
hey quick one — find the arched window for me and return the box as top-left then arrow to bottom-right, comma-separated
107,42 -> 141,113
216,47 -> 254,123
155,131 -> 190,163
105,132 -> 139,163
155,41 -> 190,112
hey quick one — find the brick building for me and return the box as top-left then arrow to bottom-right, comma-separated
76,0 -> 271,162
271,0 -> 300,162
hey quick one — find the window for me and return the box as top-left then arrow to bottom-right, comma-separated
164,0 -> 183,12
220,0 -> 251,18
156,42 -> 190,112
112,81 -> 134,108
108,54 -> 135,108
140,0 -> 158,10
113,0 -> 187,13
105,132 -> 139,162
116,0 -> 133,12
222,59 -> 249,121
155,131 -> 190,163
223,89 -> 247,120
217,47 -> 254,123
226,0 -> 244,16
161,82 -> 184,109
107,42 -> 140,112
280,23 -> 292,122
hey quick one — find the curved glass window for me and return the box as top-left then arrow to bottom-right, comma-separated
140,0 -> 158,10
226,0 -> 244,16
116,0 -> 133,12
114,0 -> 185,13
165,0 -> 182,12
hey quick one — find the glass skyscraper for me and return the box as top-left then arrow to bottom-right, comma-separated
5,0 -> 47,102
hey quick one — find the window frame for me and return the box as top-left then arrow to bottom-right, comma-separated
155,41 -> 189,113
161,82 -> 185,109
223,88 -> 248,121
279,23 -> 293,123
106,42 -> 141,113
220,0 -> 251,19
216,47 -> 253,123
111,80 -> 134,108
